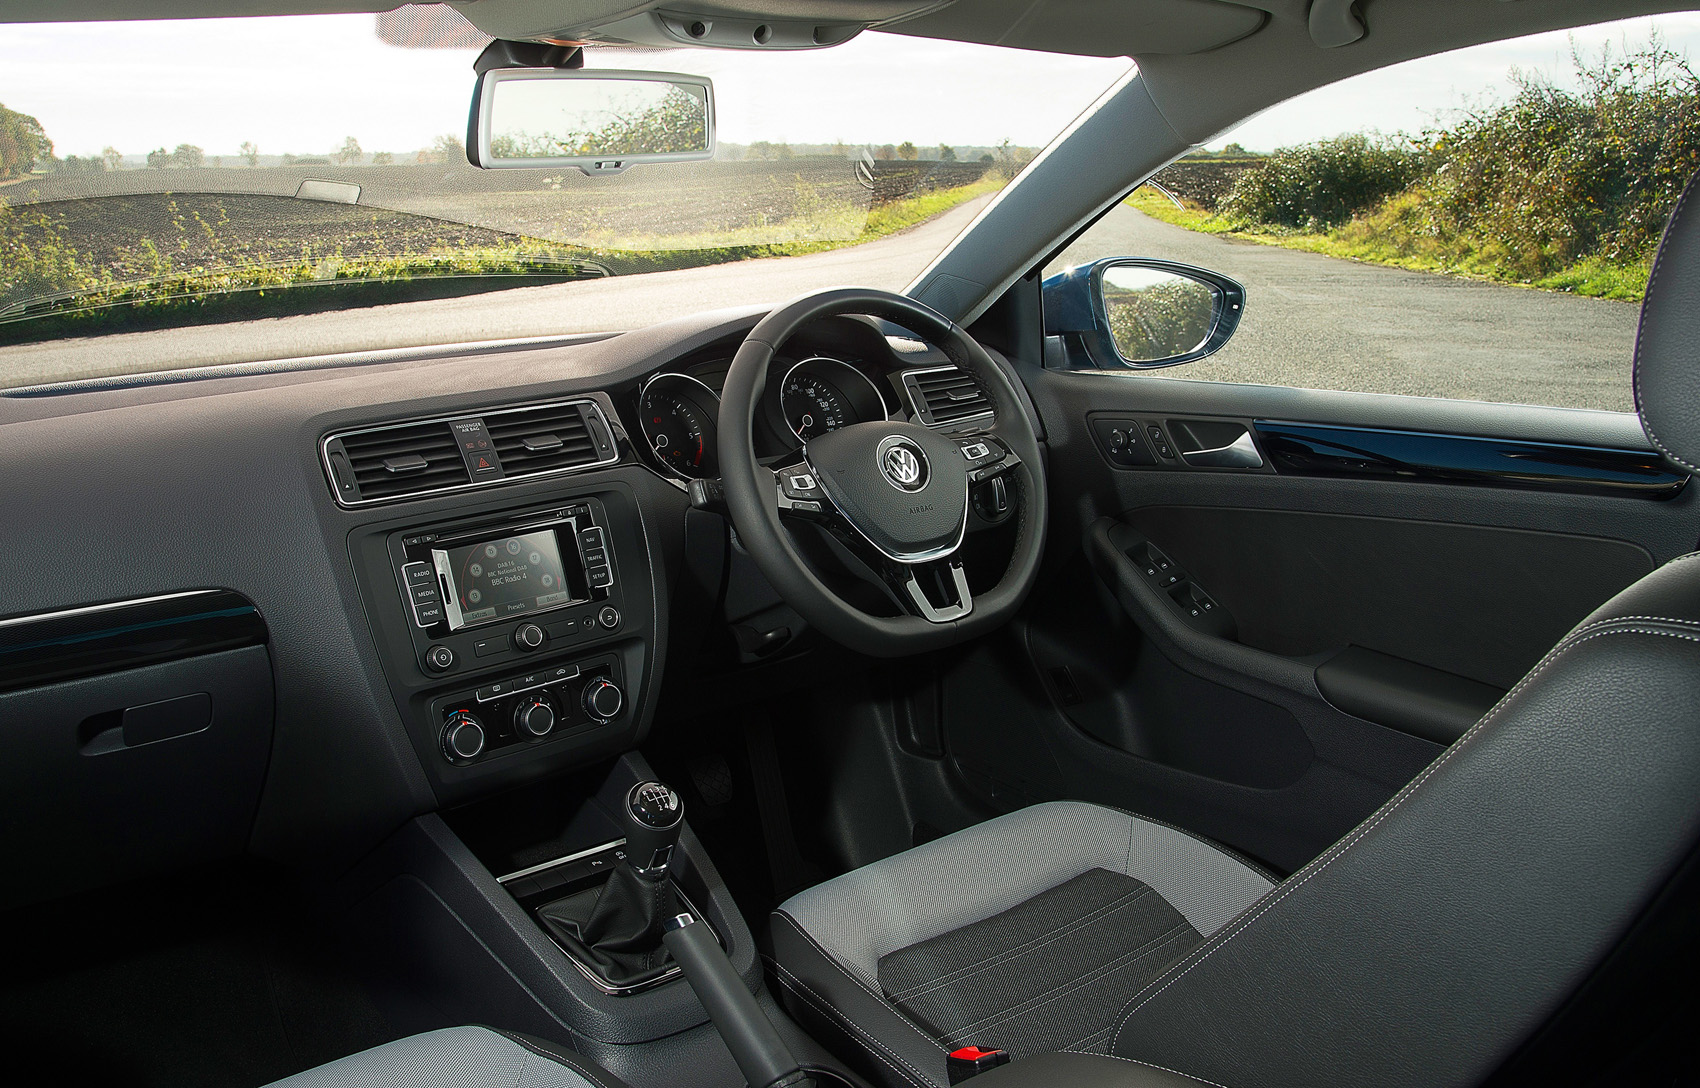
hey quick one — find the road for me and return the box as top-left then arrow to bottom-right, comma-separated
1048,204 -> 1640,412
0,195 -> 992,390
2,198 -> 1643,411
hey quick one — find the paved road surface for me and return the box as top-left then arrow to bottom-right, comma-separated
2,197 -> 1642,411
1049,204 -> 1640,412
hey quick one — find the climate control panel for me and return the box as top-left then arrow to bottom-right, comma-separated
432,653 -> 625,765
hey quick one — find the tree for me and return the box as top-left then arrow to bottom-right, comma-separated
336,136 -> 362,165
430,134 -> 464,163
172,143 -> 204,168
897,141 -> 918,161
239,141 -> 259,167
937,143 -> 956,162
979,152 -> 994,163
102,146 -> 123,171
0,103 -> 53,180
876,144 -> 896,161
371,151 -> 394,166
146,147 -> 171,169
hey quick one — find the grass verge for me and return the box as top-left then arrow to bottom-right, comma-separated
1125,186 -> 1650,302
1,173 -> 1005,345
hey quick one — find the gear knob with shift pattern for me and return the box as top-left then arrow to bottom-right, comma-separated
624,780 -> 683,878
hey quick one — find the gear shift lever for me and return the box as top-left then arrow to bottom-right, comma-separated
537,779 -> 688,989
623,780 -> 684,878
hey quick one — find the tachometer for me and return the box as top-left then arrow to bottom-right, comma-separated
779,357 -> 888,442
638,373 -> 720,479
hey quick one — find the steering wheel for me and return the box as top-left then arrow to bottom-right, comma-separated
718,288 -> 1048,657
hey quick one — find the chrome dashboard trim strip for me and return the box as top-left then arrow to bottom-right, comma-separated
496,838 -> 627,884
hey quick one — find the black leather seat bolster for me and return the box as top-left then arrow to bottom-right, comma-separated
768,909 -> 952,1088
1109,553 -> 1700,1088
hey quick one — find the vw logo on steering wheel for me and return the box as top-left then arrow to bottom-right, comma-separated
877,435 -> 929,492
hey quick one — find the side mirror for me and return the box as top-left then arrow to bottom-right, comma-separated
1042,257 -> 1245,369
468,67 -> 715,174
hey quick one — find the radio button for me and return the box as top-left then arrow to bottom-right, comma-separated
513,623 -> 547,652
599,606 -> 621,629
424,645 -> 456,673
473,637 -> 504,658
403,561 -> 436,587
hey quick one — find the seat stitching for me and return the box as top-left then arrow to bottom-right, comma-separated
1110,623 -> 1700,1051
938,922 -> 1195,1040
771,912 -> 949,1078
1062,1051 -> 1232,1088
489,1030 -> 621,1088
768,956 -> 940,1088
773,910 -> 949,1041
886,886 -> 1156,1002
1056,1022 -> 1115,1054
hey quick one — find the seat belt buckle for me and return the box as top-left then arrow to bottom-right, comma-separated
947,1046 -> 1010,1084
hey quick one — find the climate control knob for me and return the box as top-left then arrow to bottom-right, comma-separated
441,710 -> 486,762
583,678 -> 624,721
513,695 -> 556,738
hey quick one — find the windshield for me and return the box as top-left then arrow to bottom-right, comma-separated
0,8 -> 1130,387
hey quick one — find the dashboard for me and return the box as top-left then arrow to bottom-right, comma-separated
0,304 -> 1008,908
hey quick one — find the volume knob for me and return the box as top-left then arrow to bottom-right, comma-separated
441,710 -> 486,762
583,678 -> 624,721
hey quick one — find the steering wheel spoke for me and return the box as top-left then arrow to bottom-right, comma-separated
891,558 -> 974,623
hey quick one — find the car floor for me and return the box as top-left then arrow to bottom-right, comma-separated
0,863 -> 395,1088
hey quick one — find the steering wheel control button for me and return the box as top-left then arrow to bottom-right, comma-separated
960,441 -> 990,460
878,435 -> 930,492
598,605 -> 621,629
513,696 -> 556,738
780,468 -> 823,499
424,644 -> 456,673
513,622 -> 546,652
441,711 -> 486,762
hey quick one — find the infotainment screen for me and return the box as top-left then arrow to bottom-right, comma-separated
434,528 -> 585,629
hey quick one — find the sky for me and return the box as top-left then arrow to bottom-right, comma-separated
2,9 -> 1699,160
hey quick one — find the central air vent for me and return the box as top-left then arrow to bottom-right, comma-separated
336,420 -> 469,502
486,402 -> 600,476
321,398 -> 618,507
903,366 -> 993,428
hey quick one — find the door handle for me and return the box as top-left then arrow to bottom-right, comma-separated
1179,431 -> 1263,468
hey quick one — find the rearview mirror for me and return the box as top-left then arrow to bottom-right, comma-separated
1042,257 -> 1245,369
469,68 -> 715,174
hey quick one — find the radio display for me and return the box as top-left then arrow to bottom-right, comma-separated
434,528 -> 585,629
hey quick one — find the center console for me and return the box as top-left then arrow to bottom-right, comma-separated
350,481 -> 658,802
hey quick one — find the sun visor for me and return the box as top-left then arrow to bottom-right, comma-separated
889,0 -> 1270,58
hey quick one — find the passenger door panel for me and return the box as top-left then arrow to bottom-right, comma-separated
938,365 -> 1700,872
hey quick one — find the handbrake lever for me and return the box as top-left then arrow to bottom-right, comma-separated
663,912 -> 814,1088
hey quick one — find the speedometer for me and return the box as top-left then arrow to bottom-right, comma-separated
638,373 -> 720,479
782,372 -> 854,440
779,357 -> 888,443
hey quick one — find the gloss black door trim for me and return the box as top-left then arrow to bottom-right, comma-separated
0,589 -> 268,694
1254,420 -> 1687,498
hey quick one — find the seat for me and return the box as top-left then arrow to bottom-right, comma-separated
771,174 -> 1700,1088
769,802 -> 1273,1087
263,1026 -> 631,1088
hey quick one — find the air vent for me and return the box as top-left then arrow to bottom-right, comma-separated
335,420 -> 469,503
903,366 -> 993,428
486,402 -> 600,476
321,398 -> 618,507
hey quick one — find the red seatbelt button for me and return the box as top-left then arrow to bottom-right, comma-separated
947,1046 -> 1010,1084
